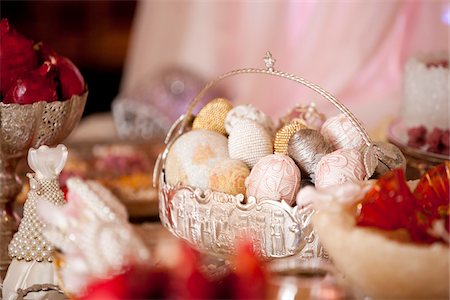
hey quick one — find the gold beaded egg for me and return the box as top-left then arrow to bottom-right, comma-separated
274,120 -> 307,154
192,98 -> 233,135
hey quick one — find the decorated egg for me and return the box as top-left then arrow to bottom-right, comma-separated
320,114 -> 366,150
225,104 -> 275,135
208,159 -> 250,195
192,98 -> 233,135
274,121 -> 307,154
287,128 -> 332,181
279,102 -> 326,130
245,154 -> 301,206
315,148 -> 366,189
373,141 -> 406,176
228,119 -> 273,169
165,130 -> 228,188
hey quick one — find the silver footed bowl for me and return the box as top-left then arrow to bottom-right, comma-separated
154,52 -> 375,263
154,115 -> 328,261
0,92 -> 87,278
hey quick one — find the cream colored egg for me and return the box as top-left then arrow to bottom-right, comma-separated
208,159 -> 250,195
228,119 -> 273,169
224,104 -> 275,135
165,129 -> 228,188
245,154 -> 301,206
192,98 -> 233,135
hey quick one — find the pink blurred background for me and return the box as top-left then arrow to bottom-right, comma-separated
122,1 -> 449,129
3,0 -> 448,130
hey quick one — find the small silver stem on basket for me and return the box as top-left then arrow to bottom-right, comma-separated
264,51 -> 276,72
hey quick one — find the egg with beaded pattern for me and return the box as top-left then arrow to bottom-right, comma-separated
192,98 -> 233,135
315,148 -> 366,190
165,130 -> 229,189
228,119 -> 273,169
245,154 -> 301,206
320,114 -> 366,150
274,120 -> 308,155
225,104 -> 275,135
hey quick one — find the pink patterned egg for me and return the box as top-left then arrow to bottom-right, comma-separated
315,148 -> 366,189
320,114 -> 366,150
245,154 -> 301,206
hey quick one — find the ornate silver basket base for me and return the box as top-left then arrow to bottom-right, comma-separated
158,175 -> 327,260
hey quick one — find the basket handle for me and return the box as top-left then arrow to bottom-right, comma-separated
180,52 -> 373,148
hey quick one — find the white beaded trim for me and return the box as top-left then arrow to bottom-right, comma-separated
8,176 -> 65,262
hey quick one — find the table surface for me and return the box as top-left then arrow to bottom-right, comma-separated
64,112 -> 432,300
133,222 -> 354,300
6,113 -> 433,299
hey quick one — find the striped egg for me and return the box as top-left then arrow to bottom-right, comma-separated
287,128 -> 332,181
228,119 -> 273,169
192,98 -> 233,135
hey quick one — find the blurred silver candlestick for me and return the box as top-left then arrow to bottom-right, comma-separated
0,92 -> 87,279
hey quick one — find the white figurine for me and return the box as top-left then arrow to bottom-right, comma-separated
36,178 -> 150,297
2,145 -> 68,300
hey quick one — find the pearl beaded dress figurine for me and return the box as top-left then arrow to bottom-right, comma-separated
2,145 -> 68,300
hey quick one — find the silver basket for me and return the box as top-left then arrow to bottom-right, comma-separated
153,52 -> 376,260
